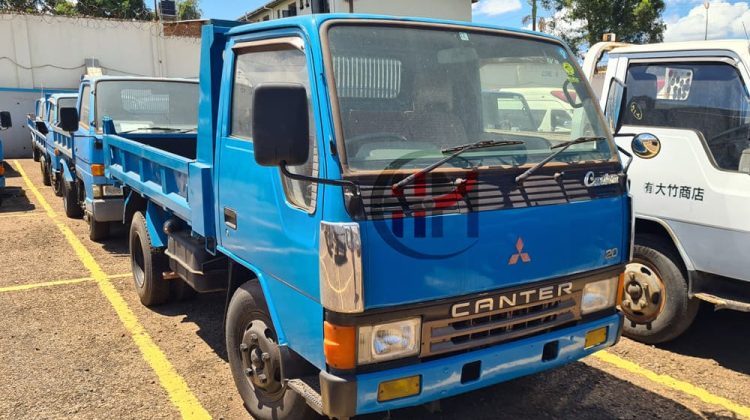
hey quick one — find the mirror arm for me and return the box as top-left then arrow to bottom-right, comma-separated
616,145 -> 634,174
280,162 -> 365,218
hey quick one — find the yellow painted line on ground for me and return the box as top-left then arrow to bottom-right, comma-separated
0,212 -> 46,219
0,273 -> 132,294
14,161 -> 210,420
0,276 -> 94,293
595,351 -> 750,418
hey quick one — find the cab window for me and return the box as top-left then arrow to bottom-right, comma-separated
624,62 -> 750,172
79,85 -> 91,128
230,42 -> 318,212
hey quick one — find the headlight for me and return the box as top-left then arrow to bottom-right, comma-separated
581,277 -> 618,314
92,185 -> 123,199
358,318 -> 421,364
319,222 -> 363,313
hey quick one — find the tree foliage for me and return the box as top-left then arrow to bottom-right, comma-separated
548,0 -> 666,48
0,0 -> 153,20
177,0 -> 201,20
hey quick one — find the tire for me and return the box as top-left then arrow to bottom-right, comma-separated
170,279 -> 197,301
52,172 -> 63,197
622,234 -> 700,344
129,211 -> 170,306
41,159 -> 51,186
32,145 -> 40,162
62,179 -> 83,219
226,282 -> 316,420
88,218 -> 110,242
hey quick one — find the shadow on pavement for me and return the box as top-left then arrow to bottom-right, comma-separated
661,304 -> 750,377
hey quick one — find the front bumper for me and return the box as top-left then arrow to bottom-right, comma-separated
320,312 -> 622,417
86,197 -> 124,222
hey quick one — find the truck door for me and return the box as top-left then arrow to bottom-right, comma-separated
215,35 -> 324,361
616,58 -> 750,281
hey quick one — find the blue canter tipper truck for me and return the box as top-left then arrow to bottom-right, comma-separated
0,110 -> 10,204
54,76 -> 198,241
32,93 -> 79,196
102,15 -> 631,419
28,95 -> 50,166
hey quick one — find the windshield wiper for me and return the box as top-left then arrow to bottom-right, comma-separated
392,140 -> 524,191
118,127 -> 194,134
515,136 -> 606,185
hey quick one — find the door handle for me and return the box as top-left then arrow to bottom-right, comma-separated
224,207 -> 237,230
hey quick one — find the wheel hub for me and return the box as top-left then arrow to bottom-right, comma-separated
240,319 -> 282,395
621,262 -> 666,324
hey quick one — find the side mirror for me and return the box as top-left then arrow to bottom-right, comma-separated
35,120 -> 49,135
0,111 -> 11,130
604,77 -> 627,135
251,83 -> 309,167
59,107 -> 79,132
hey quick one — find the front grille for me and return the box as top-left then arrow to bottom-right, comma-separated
420,292 -> 582,358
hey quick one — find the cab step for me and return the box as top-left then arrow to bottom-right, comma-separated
287,376 -> 323,415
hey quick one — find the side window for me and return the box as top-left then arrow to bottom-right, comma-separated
231,42 -> 318,211
48,104 -> 56,123
79,85 -> 91,128
624,62 -> 750,172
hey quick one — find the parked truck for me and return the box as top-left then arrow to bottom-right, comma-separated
100,16 -> 630,419
584,40 -> 750,343
54,76 -> 198,241
0,110 -> 10,204
38,93 -> 79,196
28,96 -> 50,166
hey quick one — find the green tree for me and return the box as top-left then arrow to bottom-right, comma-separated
0,0 -> 41,13
548,0 -> 665,47
75,0 -> 152,20
177,0 -> 201,20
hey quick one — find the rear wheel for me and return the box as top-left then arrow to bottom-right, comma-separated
226,282 -> 315,420
32,144 -> 40,162
621,234 -> 699,344
52,172 -> 63,196
129,211 -> 169,306
62,179 -> 83,219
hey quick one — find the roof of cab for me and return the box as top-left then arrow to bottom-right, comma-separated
226,13 -> 565,45
610,39 -> 750,55
49,92 -> 78,100
82,75 -> 198,84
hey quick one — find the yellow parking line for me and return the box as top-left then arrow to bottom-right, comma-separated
595,351 -> 750,418
0,276 -> 94,293
0,273 -> 132,294
0,212 -> 45,219
14,160 -> 210,420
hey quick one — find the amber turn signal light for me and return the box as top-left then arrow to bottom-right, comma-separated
91,164 -> 105,176
323,321 -> 356,370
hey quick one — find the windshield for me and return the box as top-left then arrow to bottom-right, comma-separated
95,80 -> 198,133
326,24 -> 615,172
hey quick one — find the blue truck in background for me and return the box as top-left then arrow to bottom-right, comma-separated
30,93 -> 79,196
99,15 -> 631,419
53,76 -> 198,241
0,110 -> 10,204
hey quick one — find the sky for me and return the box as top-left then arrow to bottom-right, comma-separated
199,0 -> 750,42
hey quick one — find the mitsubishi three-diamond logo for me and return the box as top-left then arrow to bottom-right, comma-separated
508,237 -> 531,265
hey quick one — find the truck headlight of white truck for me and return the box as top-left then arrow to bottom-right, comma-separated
581,276 -> 619,314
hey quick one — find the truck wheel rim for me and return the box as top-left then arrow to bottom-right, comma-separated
621,260 -> 667,324
132,236 -> 146,288
240,318 -> 284,400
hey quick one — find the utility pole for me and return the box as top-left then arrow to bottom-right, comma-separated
704,1 -> 710,41
153,0 -> 159,21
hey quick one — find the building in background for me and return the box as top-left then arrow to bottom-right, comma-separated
240,0 -> 477,23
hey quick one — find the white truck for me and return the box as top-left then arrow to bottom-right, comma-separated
583,40 -> 750,343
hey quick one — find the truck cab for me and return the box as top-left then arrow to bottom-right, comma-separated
0,110 -> 11,203
104,16 -> 629,419
585,40 -> 750,343
56,76 -> 198,241
39,93 -> 79,196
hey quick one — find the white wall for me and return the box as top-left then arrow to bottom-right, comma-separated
0,14 -> 200,157
335,0 -> 472,21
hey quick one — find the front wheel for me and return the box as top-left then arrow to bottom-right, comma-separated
621,235 -> 699,344
129,211 -> 169,306
88,217 -> 110,242
41,159 -> 51,186
226,282 -> 316,420
62,179 -> 83,219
